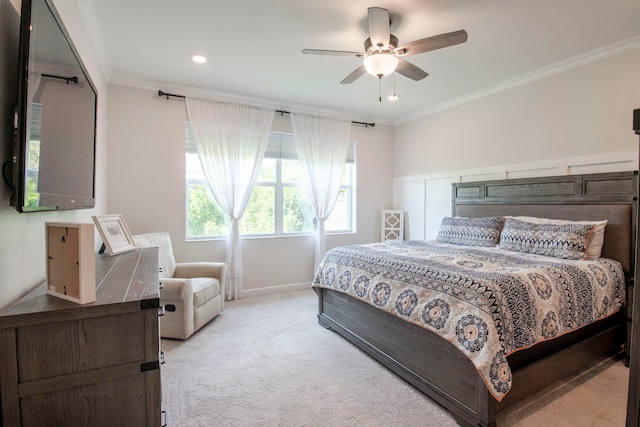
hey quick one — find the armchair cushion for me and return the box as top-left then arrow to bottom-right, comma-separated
191,277 -> 220,309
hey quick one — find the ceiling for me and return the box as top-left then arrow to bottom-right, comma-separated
81,0 -> 640,125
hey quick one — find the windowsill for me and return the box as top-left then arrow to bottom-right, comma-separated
186,231 -> 356,243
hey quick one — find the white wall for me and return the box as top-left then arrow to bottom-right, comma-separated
106,85 -> 394,294
393,48 -> 640,238
394,48 -> 640,178
0,0 -> 108,309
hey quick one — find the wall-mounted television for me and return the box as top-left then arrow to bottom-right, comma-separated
9,0 -> 97,212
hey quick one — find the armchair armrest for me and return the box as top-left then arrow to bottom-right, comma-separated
159,277 -> 194,301
158,277 -> 196,339
174,262 -> 226,280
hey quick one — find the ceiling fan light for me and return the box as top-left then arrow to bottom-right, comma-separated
363,53 -> 398,78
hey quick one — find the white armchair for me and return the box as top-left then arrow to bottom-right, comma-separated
133,232 -> 226,340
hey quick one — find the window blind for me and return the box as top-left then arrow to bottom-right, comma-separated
186,124 -> 355,164
28,103 -> 42,140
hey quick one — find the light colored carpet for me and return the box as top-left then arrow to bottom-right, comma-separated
161,289 -> 628,426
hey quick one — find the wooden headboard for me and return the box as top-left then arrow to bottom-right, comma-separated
452,171 -> 638,277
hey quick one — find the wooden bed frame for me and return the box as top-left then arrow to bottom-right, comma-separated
316,171 -> 637,427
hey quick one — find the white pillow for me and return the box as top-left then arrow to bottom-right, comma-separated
510,216 -> 607,259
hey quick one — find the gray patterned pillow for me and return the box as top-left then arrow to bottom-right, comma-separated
437,216 -> 506,247
499,218 -> 593,259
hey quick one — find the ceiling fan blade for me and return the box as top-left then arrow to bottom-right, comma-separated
368,7 -> 390,50
340,65 -> 366,84
396,59 -> 429,81
396,30 -> 468,56
301,49 -> 363,57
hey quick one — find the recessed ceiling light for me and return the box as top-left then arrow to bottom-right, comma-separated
192,54 -> 207,64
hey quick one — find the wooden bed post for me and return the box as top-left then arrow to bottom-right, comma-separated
476,378 -> 496,427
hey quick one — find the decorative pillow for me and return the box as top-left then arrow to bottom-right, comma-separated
511,216 -> 607,259
437,216 -> 506,247
499,218 -> 594,259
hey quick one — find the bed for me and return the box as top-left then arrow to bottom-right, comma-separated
312,171 -> 637,427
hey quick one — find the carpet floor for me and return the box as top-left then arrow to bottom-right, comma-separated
161,289 -> 628,426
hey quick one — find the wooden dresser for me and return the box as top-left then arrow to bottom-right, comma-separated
0,248 -> 162,427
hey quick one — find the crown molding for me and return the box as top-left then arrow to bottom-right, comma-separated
75,0 -> 113,82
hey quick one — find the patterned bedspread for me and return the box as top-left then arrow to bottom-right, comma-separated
311,240 -> 625,400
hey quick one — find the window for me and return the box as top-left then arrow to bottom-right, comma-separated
185,127 -> 356,239
24,104 -> 42,208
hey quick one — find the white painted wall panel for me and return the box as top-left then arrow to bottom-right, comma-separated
394,179 -> 425,240
393,151 -> 637,243
425,177 -> 456,239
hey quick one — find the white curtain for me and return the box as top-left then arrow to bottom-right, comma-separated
185,96 -> 275,300
291,113 -> 351,271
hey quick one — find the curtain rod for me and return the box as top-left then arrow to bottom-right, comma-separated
42,73 -> 78,84
157,90 -> 376,128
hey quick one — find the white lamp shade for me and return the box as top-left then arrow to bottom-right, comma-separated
363,53 -> 398,78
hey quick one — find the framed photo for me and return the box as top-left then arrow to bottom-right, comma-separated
92,214 -> 136,255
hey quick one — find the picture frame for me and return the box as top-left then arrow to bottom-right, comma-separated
45,222 -> 96,304
92,214 -> 136,255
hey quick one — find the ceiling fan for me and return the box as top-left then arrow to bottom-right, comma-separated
302,7 -> 468,86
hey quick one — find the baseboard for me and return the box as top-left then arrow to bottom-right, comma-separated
242,282 -> 311,298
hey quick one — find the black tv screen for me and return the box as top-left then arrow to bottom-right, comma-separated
11,0 -> 97,212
